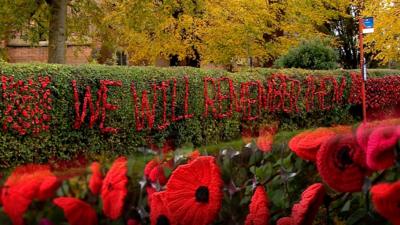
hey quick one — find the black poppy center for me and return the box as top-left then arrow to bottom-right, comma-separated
336,146 -> 353,170
195,186 -> 209,203
156,215 -> 170,225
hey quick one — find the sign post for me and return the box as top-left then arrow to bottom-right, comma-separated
358,17 -> 374,124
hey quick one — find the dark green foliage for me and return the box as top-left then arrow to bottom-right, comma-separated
274,39 -> 339,70
0,63 -> 400,167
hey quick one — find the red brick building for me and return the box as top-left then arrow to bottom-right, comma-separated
4,38 -> 92,64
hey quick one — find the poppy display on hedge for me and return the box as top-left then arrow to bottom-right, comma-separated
366,125 -> 399,170
277,183 -> 325,225
289,127 -> 336,161
89,162 -> 103,195
370,181 -> 400,225
164,156 -> 223,225
100,157 -> 128,220
316,134 -> 368,192
53,197 -> 98,225
150,192 -> 176,225
244,186 -> 270,225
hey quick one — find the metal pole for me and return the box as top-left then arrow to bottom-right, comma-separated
359,18 -> 367,123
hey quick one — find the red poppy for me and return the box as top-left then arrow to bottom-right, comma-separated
277,217 -> 293,225
289,128 -> 336,161
101,157 -> 128,220
291,183 -> 325,225
165,156 -> 223,225
149,165 -> 168,185
150,192 -> 177,225
370,181 -> 400,225
146,185 -> 157,205
144,159 -> 159,178
53,197 -> 98,225
127,219 -> 141,225
316,134 -> 368,192
89,162 -> 103,195
244,186 -> 269,225
1,164 -> 60,225
188,150 -> 200,162
366,126 -> 398,170
277,183 -> 325,225
256,125 -> 276,152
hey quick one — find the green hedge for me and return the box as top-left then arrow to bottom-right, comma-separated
1,63 -> 400,166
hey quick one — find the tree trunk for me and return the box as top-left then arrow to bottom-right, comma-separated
47,0 -> 67,64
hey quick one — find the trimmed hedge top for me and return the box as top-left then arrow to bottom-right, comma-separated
1,63 -> 400,166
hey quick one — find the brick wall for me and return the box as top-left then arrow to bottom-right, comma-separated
6,45 -> 92,64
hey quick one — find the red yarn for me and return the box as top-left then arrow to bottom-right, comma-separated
53,197 -> 98,225
165,156 -> 223,225
316,134 -> 368,192
371,181 -> 400,225
150,192 -> 177,225
101,157 -> 128,220
149,165 -> 168,186
244,186 -> 269,225
366,125 -> 398,170
1,164 -> 59,225
89,162 -> 103,195
131,82 -> 157,131
276,183 -> 325,225
291,183 -> 325,225
289,128 -> 336,161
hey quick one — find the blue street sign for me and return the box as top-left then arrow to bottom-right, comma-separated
362,17 -> 374,34
363,17 -> 374,28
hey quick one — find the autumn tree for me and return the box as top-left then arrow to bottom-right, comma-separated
363,0 -> 400,65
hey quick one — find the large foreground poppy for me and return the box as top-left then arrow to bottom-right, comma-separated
165,156 -> 223,225
150,192 -> 176,225
2,164 -> 59,225
316,134 -> 368,192
101,157 -> 128,220
277,183 -> 325,225
53,197 -> 98,225
289,128 -> 336,161
244,186 -> 269,225
370,181 -> 400,225
366,125 -> 398,170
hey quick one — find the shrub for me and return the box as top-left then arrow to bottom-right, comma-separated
0,63 -> 400,166
274,39 -> 339,70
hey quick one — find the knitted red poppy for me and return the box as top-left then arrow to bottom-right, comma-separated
366,126 -> 398,170
144,159 -> 159,178
127,219 -> 141,225
53,197 -> 98,225
277,217 -> 293,225
150,192 -> 177,225
188,150 -> 200,162
89,162 -> 103,195
276,183 -> 325,225
244,186 -> 269,225
165,156 -> 223,225
289,128 -> 336,161
2,164 -> 59,225
146,185 -> 157,205
149,165 -> 168,186
317,134 -> 368,192
370,181 -> 400,225
101,157 -> 128,220
256,127 -> 275,153
291,183 -> 325,225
